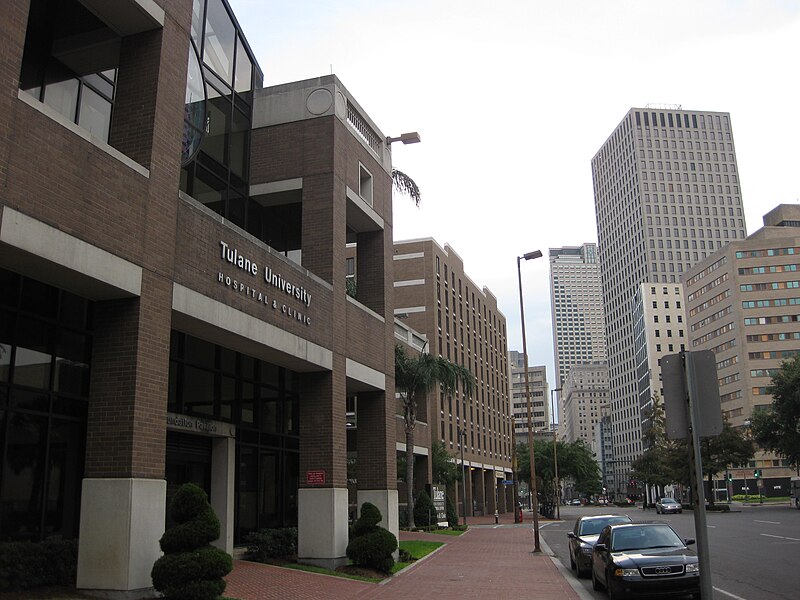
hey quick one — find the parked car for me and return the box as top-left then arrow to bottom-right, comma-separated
591,522 -> 700,599
569,498 -> 582,505
656,497 -> 683,514
567,514 -> 633,578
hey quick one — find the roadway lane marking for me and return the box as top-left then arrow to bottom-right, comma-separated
760,533 -> 800,542
754,519 -> 780,524
713,587 -> 749,600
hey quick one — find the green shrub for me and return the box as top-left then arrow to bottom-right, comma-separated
446,493 -> 459,527
346,502 -> 397,573
346,527 -> 397,573
245,528 -> 298,562
706,504 -> 730,512
399,507 -> 409,529
413,491 -> 435,529
151,483 -> 232,600
0,539 -> 78,591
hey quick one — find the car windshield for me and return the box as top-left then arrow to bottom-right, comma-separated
660,498 -> 678,504
611,525 -> 684,551
579,516 -> 631,536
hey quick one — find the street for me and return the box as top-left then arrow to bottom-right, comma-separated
538,503 -> 800,600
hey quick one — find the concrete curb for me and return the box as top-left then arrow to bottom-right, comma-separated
538,527 -> 595,600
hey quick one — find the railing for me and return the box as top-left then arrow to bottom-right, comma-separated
346,101 -> 382,155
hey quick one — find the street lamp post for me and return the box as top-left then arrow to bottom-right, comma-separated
517,249 -> 543,552
551,387 -> 562,520
458,425 -> 468,525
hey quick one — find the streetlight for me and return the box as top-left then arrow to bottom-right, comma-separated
551,387 -> 562,520
517,249 -> 543,552
386,131 -> 421,145
458,425 -> 468,525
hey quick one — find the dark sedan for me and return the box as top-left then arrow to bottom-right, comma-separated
591,523 -> 700,599
567,514 -> 632,578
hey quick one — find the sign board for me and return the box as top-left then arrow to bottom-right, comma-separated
431,484 -> 448,527
662,351 -> 723,439
306,470 -> 326,485
502,480 -> 515,485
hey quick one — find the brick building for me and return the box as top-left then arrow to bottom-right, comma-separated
392,240 -> 515,517
1,0 -> 398,596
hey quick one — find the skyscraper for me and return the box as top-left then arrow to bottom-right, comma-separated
591,107 -> 747,482
549,243 -> 607,387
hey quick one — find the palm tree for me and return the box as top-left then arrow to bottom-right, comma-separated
395,344 -> 474,527
391,168 -> 421,206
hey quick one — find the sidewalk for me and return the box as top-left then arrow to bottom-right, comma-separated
225,512 -> 581,600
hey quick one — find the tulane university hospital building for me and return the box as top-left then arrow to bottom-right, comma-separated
0,0 -> 403,596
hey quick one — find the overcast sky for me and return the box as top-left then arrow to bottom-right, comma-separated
227,0 -> 800,394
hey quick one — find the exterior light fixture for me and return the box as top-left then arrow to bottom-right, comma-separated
386,131 -> 421,145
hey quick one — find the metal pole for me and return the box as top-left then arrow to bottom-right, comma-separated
552,388 -> 562,520
517,255 -> 541,552
685,353 -> 714,600
459,427 -> 467,526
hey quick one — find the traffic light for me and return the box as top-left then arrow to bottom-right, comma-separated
727,473 -> 733,482
754,469 -> 761,479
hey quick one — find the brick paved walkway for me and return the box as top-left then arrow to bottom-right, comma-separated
225,512 -> 581,600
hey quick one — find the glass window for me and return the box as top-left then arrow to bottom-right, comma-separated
203,0 -> 236,84
78,86 -> 112,142
234,35 -> 253,94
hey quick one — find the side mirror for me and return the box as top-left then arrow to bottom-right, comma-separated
595,543 -> 607,552
567,532 -> 576,539
684,538 -> 696,546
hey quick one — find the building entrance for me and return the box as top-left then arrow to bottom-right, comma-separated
165,431 -> 212,517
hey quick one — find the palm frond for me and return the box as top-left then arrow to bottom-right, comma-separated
391,168 -> 421,206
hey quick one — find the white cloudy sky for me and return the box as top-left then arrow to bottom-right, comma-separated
227,0 -> 800,392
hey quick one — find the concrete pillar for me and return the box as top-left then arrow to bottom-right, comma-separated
478,467 -> 487,515
211,436 -> 235,554
298,488 -> 350,569
76,479 -> 165,597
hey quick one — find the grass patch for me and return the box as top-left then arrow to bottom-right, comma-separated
390,540 -> 444,574
427,528 -> 465,536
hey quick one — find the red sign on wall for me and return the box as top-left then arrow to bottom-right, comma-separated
306,470 -> 326,485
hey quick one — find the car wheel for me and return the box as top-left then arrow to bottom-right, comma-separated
569,551 -> 576,571
592,568 -> 603,591
656,506 -> 660,514
576,564 -> 589,579
607,580 -> 622,600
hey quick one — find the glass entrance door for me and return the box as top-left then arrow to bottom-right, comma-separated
165,431 -> 212,522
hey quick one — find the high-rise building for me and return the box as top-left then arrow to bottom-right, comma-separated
392,239 -> 516,517
684,204 -> 800,481
508,351 -> 550,443
592,107 -> 747,482
549,243 -> 607,387
560,362 -> 609,448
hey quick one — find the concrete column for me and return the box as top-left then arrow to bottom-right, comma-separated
298,488 -> 349,569
477,467 -> 487,515
76,479 -> 165,598
487,471 -> 497,515
211,436 -> 235,554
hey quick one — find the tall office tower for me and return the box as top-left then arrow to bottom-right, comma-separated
684,204 -> 800,482
549,243 -> 607,387
592,107 -> 747,482
508,351 -> 550,443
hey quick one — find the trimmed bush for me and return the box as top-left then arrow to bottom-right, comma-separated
0,539 -> 78,591
413,491 -> 435,529
346,527 -> 397,573
151,483 -> 232,600
346,502 -> 397,573
245,528 -> 298,562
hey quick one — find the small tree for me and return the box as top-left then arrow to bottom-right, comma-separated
395,344 -> 475,528
346,502 -> 397,573
751,355 -> 800,472
151,483 -> 232,600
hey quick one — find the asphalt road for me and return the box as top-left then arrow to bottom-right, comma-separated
539,502 -> 800,600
